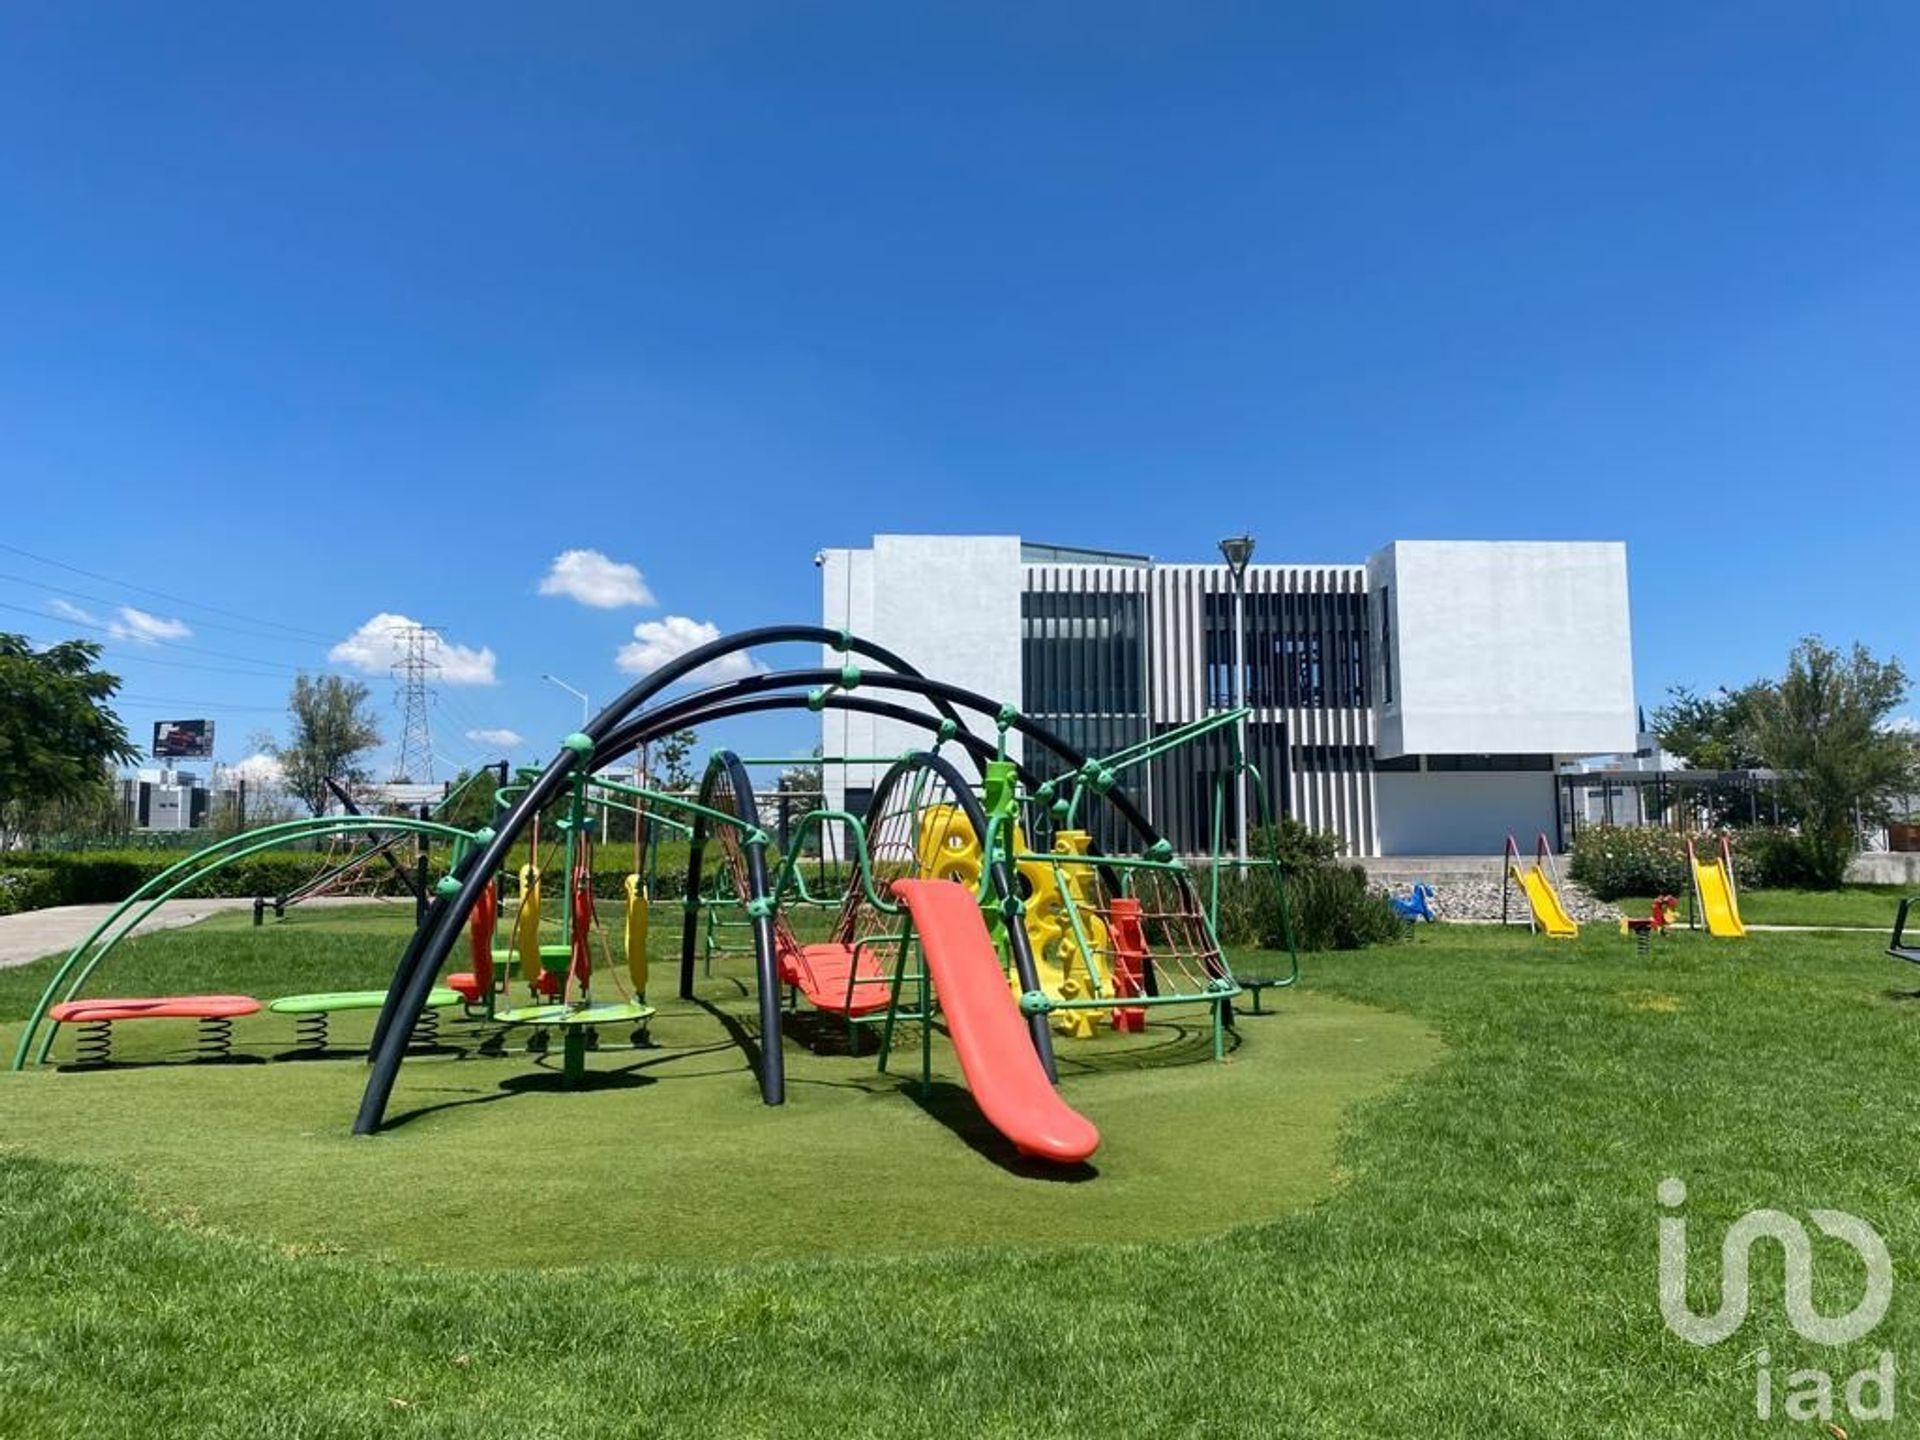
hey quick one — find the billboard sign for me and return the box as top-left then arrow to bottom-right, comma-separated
152,719 -> 215,760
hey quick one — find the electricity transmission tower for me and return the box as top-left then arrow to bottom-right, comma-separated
391,624 -> 440,784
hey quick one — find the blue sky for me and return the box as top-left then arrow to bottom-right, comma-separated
2,2 -> 1915,776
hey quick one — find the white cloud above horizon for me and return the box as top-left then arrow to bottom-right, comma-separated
49,597 -> 193,644
328,613 -> 498,685
465,727 -> 525,749
615,615 -> 766,684
227,752 -> 286,785
538,548 -> 655,609
114,605 -> 192,643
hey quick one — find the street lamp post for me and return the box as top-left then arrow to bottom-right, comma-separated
1218,533 -> 1256,865
541,673 -> 591,728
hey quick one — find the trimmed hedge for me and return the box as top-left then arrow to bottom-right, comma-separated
0,843 -> 706,913
0,868 -> 66,917
0,851 -> 344,908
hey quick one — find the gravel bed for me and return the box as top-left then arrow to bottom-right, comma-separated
1374,875 -> 1621,925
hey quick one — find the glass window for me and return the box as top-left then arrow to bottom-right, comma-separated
1204,589 -> 1370,710
1021,591 -> 1146,718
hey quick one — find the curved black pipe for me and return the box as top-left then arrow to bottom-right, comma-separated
627,690 -> 1131,900
862,750 -> 1059,1081
676,749 -> 786,1104
594,667 -> 1162,848
588,626 -> 961,747
354,626 -> 950,1134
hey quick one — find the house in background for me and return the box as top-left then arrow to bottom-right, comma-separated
818,534 -> 1636,857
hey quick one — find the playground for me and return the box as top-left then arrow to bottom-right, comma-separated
2,626 -> 1917,1436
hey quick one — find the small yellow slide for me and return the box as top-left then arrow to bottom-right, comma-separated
1692,851 -> 1747,938
1513,863 -> 1580,938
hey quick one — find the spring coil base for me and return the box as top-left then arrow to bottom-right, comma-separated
408,1008 -> 440,1049
75,1020 -> 113,1066
196,1015 -> 236,1061
295,1012 -> 330,1049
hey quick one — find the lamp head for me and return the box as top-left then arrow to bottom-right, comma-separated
1217,533 -> 1256,578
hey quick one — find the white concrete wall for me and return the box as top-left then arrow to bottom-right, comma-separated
1374,769 -> 1559,856
1368,540 -> 1635,760
819,535 -> 1023,806
819,546 -> 876,808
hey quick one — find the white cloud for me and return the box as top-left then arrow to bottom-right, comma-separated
1890,715 -> 1918,735
228,752 -> 286,785
538,549 -> 655,609
328,612 -> 498,685
110,605 -> 192,643
47,598 -> 192,644
616,615 -> 766,684
465,727 -> 525,749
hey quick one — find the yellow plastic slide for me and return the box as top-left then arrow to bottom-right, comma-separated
1693,856 -> 1747,938
1512,863 -> 1580,938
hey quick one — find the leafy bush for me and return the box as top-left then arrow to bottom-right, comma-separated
1566,827 -> 1805,900
1730,826 -> 1823,889
1212,865 -> 1403,952
1249,820 -> 1345,872
1567,829 -> 1691,899
1288,865 -> 1407,951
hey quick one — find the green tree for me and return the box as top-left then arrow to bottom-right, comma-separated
777,748 -> 823,797
1650,681 -> 1781,827
652,728 -> 700,790
0,635 -> 140,848
1751,638 -> 1917,888
434,765 -> 501,831
276,674 -> 383,816
1651,683 -> 1771,770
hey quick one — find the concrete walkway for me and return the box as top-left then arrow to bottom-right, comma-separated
0,897 -> 385,969
1746,923 -> 1888,934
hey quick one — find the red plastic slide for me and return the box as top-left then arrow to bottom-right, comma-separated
889,878 -> 1100,1165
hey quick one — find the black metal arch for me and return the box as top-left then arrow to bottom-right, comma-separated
593,667 -> 1162,848
355,625 -> 948,1134
352,626 -> 1161,1135
625,690 -> 1137,900
677,748 -> 787,1104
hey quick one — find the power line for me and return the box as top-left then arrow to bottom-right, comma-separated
0,569 -> 333,651
0,599 -> 299,676
0,540 -> 338,644
115,693 -> 290,713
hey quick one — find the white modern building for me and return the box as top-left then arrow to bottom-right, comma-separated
819,535 -> 1636,857
122,767 -> 210,832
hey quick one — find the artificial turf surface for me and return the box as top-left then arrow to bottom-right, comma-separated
2,908 -> 1917,1436
0,908 -> 1435,1263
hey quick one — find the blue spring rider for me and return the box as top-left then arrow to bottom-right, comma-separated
1391,883 -> 1437,923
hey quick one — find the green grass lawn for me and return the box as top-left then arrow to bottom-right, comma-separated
1617,883 -> 1910,929
2,909 -> 1917,1436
